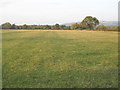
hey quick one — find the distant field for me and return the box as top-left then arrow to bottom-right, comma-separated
3,30 -> 118,88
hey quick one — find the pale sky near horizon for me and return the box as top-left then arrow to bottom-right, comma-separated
0,0 -> 119,25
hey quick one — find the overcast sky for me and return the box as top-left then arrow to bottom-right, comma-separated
0,0 -> 119,25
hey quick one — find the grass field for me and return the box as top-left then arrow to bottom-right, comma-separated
3,30 -> 118,88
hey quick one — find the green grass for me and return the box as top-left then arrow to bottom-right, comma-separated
3,30 -> 118,88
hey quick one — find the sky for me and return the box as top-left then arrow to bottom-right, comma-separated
0,0 -> 119,25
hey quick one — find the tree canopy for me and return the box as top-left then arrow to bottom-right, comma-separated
96,25 -> 107,30
80,16 -> 99,30
1,16 -> 118,31
71,23 -> 80,30
2,22 -> 12,29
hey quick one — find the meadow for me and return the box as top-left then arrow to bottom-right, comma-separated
2,30 -> 118,88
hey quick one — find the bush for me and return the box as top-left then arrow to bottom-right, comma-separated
96,25 -> 107,30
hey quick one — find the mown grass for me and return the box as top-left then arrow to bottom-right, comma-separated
3,30 -> 118,88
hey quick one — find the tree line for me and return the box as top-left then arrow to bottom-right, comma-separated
1,16 -> 119,31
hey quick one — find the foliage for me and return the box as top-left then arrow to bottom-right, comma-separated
52,24 -> 60,30
118,25 -> 120,31
11,24 -> 17,29
71,23 -> 80,30
22,24 -> 28,29
2,22 -> 12,29
80,16 -> 99,30
1,16 -> 119,31
106,26 -> 118,31
96,25 -> 107,30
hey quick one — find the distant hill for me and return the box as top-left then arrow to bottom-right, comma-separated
63,21 -> 118,26
99,21 -> 118,26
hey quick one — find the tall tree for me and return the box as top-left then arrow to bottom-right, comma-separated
52,24 -> 60,30
11,24 -> 17,29
80,16 -> 99,30
60,25 -> 66,30
2,22 -> 12,29
55,24 -> 60,30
